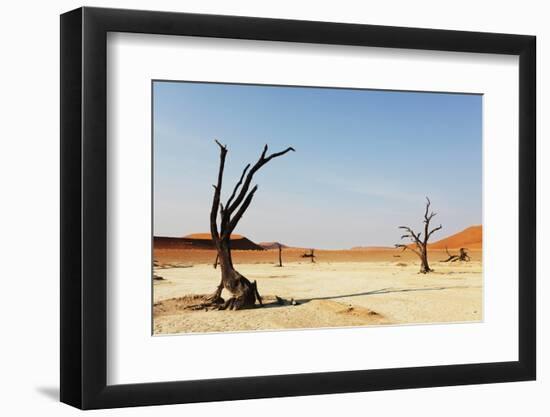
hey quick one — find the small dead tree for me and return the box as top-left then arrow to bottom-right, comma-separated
203,140 -> 295,310
441,247 -> 471,263
301,249 -> 316,263
395,197 -> 442,274
277,243 -> 283,267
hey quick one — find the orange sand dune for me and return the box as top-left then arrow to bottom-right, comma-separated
155,233 -> 264,251
429,225 -> 482,249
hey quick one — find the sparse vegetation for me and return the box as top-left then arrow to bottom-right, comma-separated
441,247 -> 471,263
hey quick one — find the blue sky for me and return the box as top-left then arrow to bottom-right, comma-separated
153,81 -> 482,249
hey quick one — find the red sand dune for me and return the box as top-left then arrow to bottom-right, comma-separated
429,225 -> 482,249
154,233 -> 264,251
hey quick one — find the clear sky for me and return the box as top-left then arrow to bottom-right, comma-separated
153,81 -> 482,249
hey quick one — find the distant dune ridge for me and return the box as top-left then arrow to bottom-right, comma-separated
429,225 -> 482,249
154,233 -> 264,251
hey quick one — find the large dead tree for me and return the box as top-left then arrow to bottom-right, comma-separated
205,140 -> 295,310
395,197 -> 442,274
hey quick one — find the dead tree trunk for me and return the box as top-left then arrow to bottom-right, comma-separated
204,140 -> 295,310
277,243 -> 283,267
395,197 -> 442,274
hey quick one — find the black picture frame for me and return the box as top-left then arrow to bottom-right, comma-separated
60,6 -> 536,410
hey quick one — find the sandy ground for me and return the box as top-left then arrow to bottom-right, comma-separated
153,251 -> 482,334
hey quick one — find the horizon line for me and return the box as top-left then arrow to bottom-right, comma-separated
153,223 -> 482,251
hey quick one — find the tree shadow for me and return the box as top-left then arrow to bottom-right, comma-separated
261,286 -> 469,308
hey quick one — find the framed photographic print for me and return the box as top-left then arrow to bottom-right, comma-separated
60,6 -> 536,409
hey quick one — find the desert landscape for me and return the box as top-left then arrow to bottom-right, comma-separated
153,226 -> 482,334
152,82 -> 483,335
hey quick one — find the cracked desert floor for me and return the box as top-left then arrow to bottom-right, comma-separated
153,248 -> 482,334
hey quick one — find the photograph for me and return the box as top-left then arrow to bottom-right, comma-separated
152,81 -> 483,334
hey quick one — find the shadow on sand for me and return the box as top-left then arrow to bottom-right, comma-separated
261,285 -> 472,308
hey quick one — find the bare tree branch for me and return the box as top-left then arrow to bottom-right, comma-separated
225,185 -> 258,236
263,146 -> 296,163
225,163 -> 250,209
424,196 -> 431,222
428,224 -> 443,239
422,197 -> 438,245
226,145 -> 295,215
395,243 -> 421,257
210,140 -> 227,245
398,225 -> 423,252
398,226 -> 421,244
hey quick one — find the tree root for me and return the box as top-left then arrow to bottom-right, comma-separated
186,298 -> 224,311
205,283 -> 224,304
218,279 -> 263,311
187,280 -> 264,311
